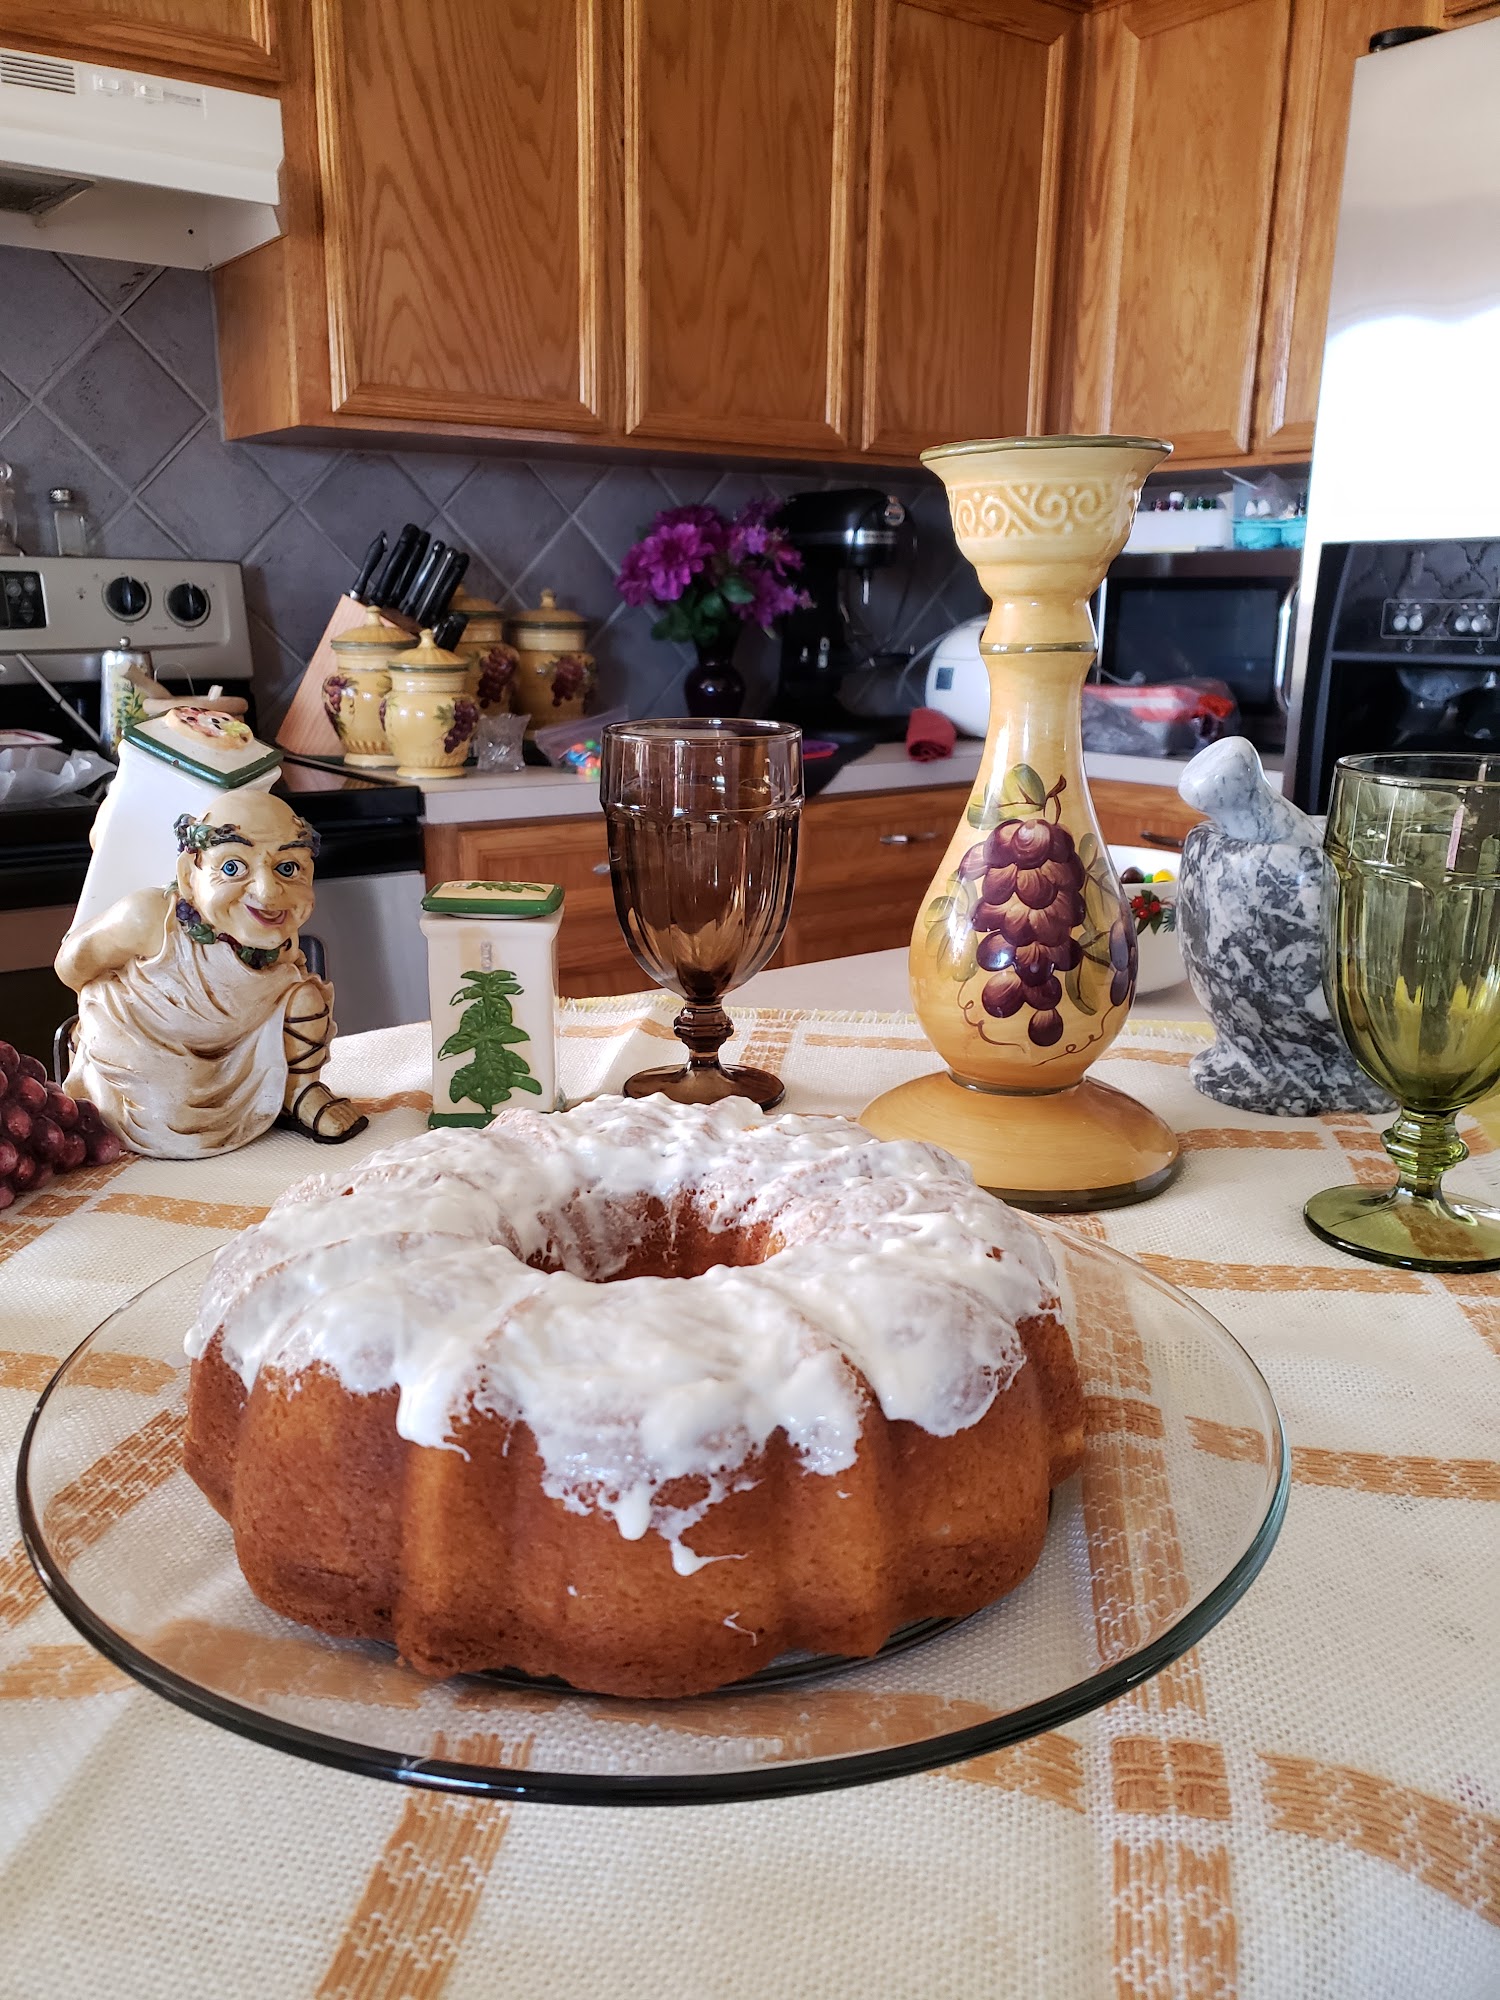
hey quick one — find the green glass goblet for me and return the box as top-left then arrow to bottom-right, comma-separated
1305,753 -> 1500,1271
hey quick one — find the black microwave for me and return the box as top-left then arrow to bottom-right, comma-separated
1092,549 -> 1303,753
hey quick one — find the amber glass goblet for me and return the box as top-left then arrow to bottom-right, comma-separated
601,718 -> 803,1108
1306,753 -> 1500,1270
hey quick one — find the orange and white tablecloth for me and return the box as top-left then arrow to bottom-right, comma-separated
0,997 -> 1496,2000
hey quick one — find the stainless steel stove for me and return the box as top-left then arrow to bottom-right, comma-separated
0,552 -> 252,682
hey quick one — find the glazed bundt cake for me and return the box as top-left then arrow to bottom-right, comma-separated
185,1095 -> 1085,1698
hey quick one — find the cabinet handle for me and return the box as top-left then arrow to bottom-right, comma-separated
592,861 -> 612,875
878,830 -> 939,845
1141,829 -> 1185,852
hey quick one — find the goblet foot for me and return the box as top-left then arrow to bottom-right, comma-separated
622,1063 -> 785,1111
1303,1183 -> 1500,1272
860,1072 -> 1179,1211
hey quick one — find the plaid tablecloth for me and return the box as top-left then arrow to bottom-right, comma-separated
0,997 -> 1496,2000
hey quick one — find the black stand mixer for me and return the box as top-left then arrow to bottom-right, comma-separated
772,489 -> 911,733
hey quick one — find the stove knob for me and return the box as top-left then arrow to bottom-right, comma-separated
166,581 -> 210,626
1454,615 -> 1472,634
1473,609 -> 1493,636
103,575 -> 149,620
1407,609 -> 1425,633
1392,613 -> 1409,631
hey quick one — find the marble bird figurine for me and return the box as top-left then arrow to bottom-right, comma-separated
1175,735 -> 1392,1117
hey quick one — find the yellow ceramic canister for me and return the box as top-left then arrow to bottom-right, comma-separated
449,585 -> 519,712
324,611 -> 405,766
504,587 -> 596,728
383,628 -> 477,781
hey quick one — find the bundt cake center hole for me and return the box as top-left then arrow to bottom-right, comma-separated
534,1209 -> 780,1282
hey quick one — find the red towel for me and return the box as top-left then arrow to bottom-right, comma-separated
906,706 -> 957,762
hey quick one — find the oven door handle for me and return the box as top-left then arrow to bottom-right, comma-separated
1273,585 -> 1298,713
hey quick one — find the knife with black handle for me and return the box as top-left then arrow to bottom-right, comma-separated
431,610 -> 469,653
349,531 -> 386,604
415,548 -> 469,630
367,523 -> 420,608
383,529 -> 431,610
399,539 -> 446,619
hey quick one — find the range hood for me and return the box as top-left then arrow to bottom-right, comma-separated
0,45 -> 282,269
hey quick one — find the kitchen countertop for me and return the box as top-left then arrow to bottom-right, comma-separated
417,740 -> 1284,825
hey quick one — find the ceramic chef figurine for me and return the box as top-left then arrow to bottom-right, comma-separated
55,792 -> 369,1158
1175,736 -> 1391,1117
418,880 -> 564,1124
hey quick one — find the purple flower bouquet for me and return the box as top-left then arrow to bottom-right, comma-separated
615,500 -> 810,646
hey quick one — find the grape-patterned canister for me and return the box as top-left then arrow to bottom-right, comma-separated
418,880 -> 564,1125
862,435 -> 1179,1208
383,628 -> 479,781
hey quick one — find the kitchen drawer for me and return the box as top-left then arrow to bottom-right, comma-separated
424,790 -> 972,995
780,784 -> 967,966
1088,779 -> 1203,852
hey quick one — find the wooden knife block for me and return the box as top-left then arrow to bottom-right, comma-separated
274,595 -> 417,759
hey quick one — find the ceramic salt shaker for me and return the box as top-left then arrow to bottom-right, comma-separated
418,880 -> 564,1125
1176,736 -> 1392,1117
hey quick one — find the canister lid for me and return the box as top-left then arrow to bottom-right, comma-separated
391,626 -> 467,670
507,587 -> 587,641
421,878 -> 564,916
330,611 -> 407,656
449,585 -> 502,618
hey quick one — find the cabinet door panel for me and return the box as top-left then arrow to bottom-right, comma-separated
0,0 -> 279,81
623,0 -> 857,452
1253,0 -> 1418,455
861,0 -> 1074,458
312,0 -> 607,431
1060,0 -> 1292,462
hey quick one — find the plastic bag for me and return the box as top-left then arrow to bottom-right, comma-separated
532,707 -> 627,781
1082,680 -> 1239,758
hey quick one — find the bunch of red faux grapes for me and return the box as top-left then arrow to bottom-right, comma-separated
0,1042 -> 123,1210
960,816 -> 1133,1047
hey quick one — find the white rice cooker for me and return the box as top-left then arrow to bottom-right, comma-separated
923,616 -> 989,737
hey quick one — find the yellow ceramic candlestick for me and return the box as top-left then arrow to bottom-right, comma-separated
862,435 -> 1180,1209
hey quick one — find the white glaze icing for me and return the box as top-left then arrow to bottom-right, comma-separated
188,1095 -> 1058,1567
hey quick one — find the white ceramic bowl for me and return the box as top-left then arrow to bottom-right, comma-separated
1110,844 -> 1184,997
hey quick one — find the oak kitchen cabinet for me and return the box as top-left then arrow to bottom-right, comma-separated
218,0 -> 616,443
215,0 -> 1078,455
424,779 -> 1195,996
0,0 -> 283,85
1052,0 -> 1297,462
425,786 -> 972,998
619,0 -> 860,455
855,0 -> 1078,456
1052,0 -> 1484,468
14,0 -> 1488,465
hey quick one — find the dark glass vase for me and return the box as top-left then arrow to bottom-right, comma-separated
683,632 -> 745,718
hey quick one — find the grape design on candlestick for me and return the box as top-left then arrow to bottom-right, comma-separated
928,763 -> 1136,1057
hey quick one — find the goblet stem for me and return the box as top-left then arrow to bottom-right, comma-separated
675,1000 -> 733,1073
1382,1109 -> 1468,1201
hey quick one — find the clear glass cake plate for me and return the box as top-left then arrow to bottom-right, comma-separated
17,1231 -> 1287,1806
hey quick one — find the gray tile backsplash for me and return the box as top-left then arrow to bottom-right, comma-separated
0,247 -> 982,728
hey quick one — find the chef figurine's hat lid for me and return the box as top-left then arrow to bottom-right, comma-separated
124,706 -> 281,789
421,878 -> 563,917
